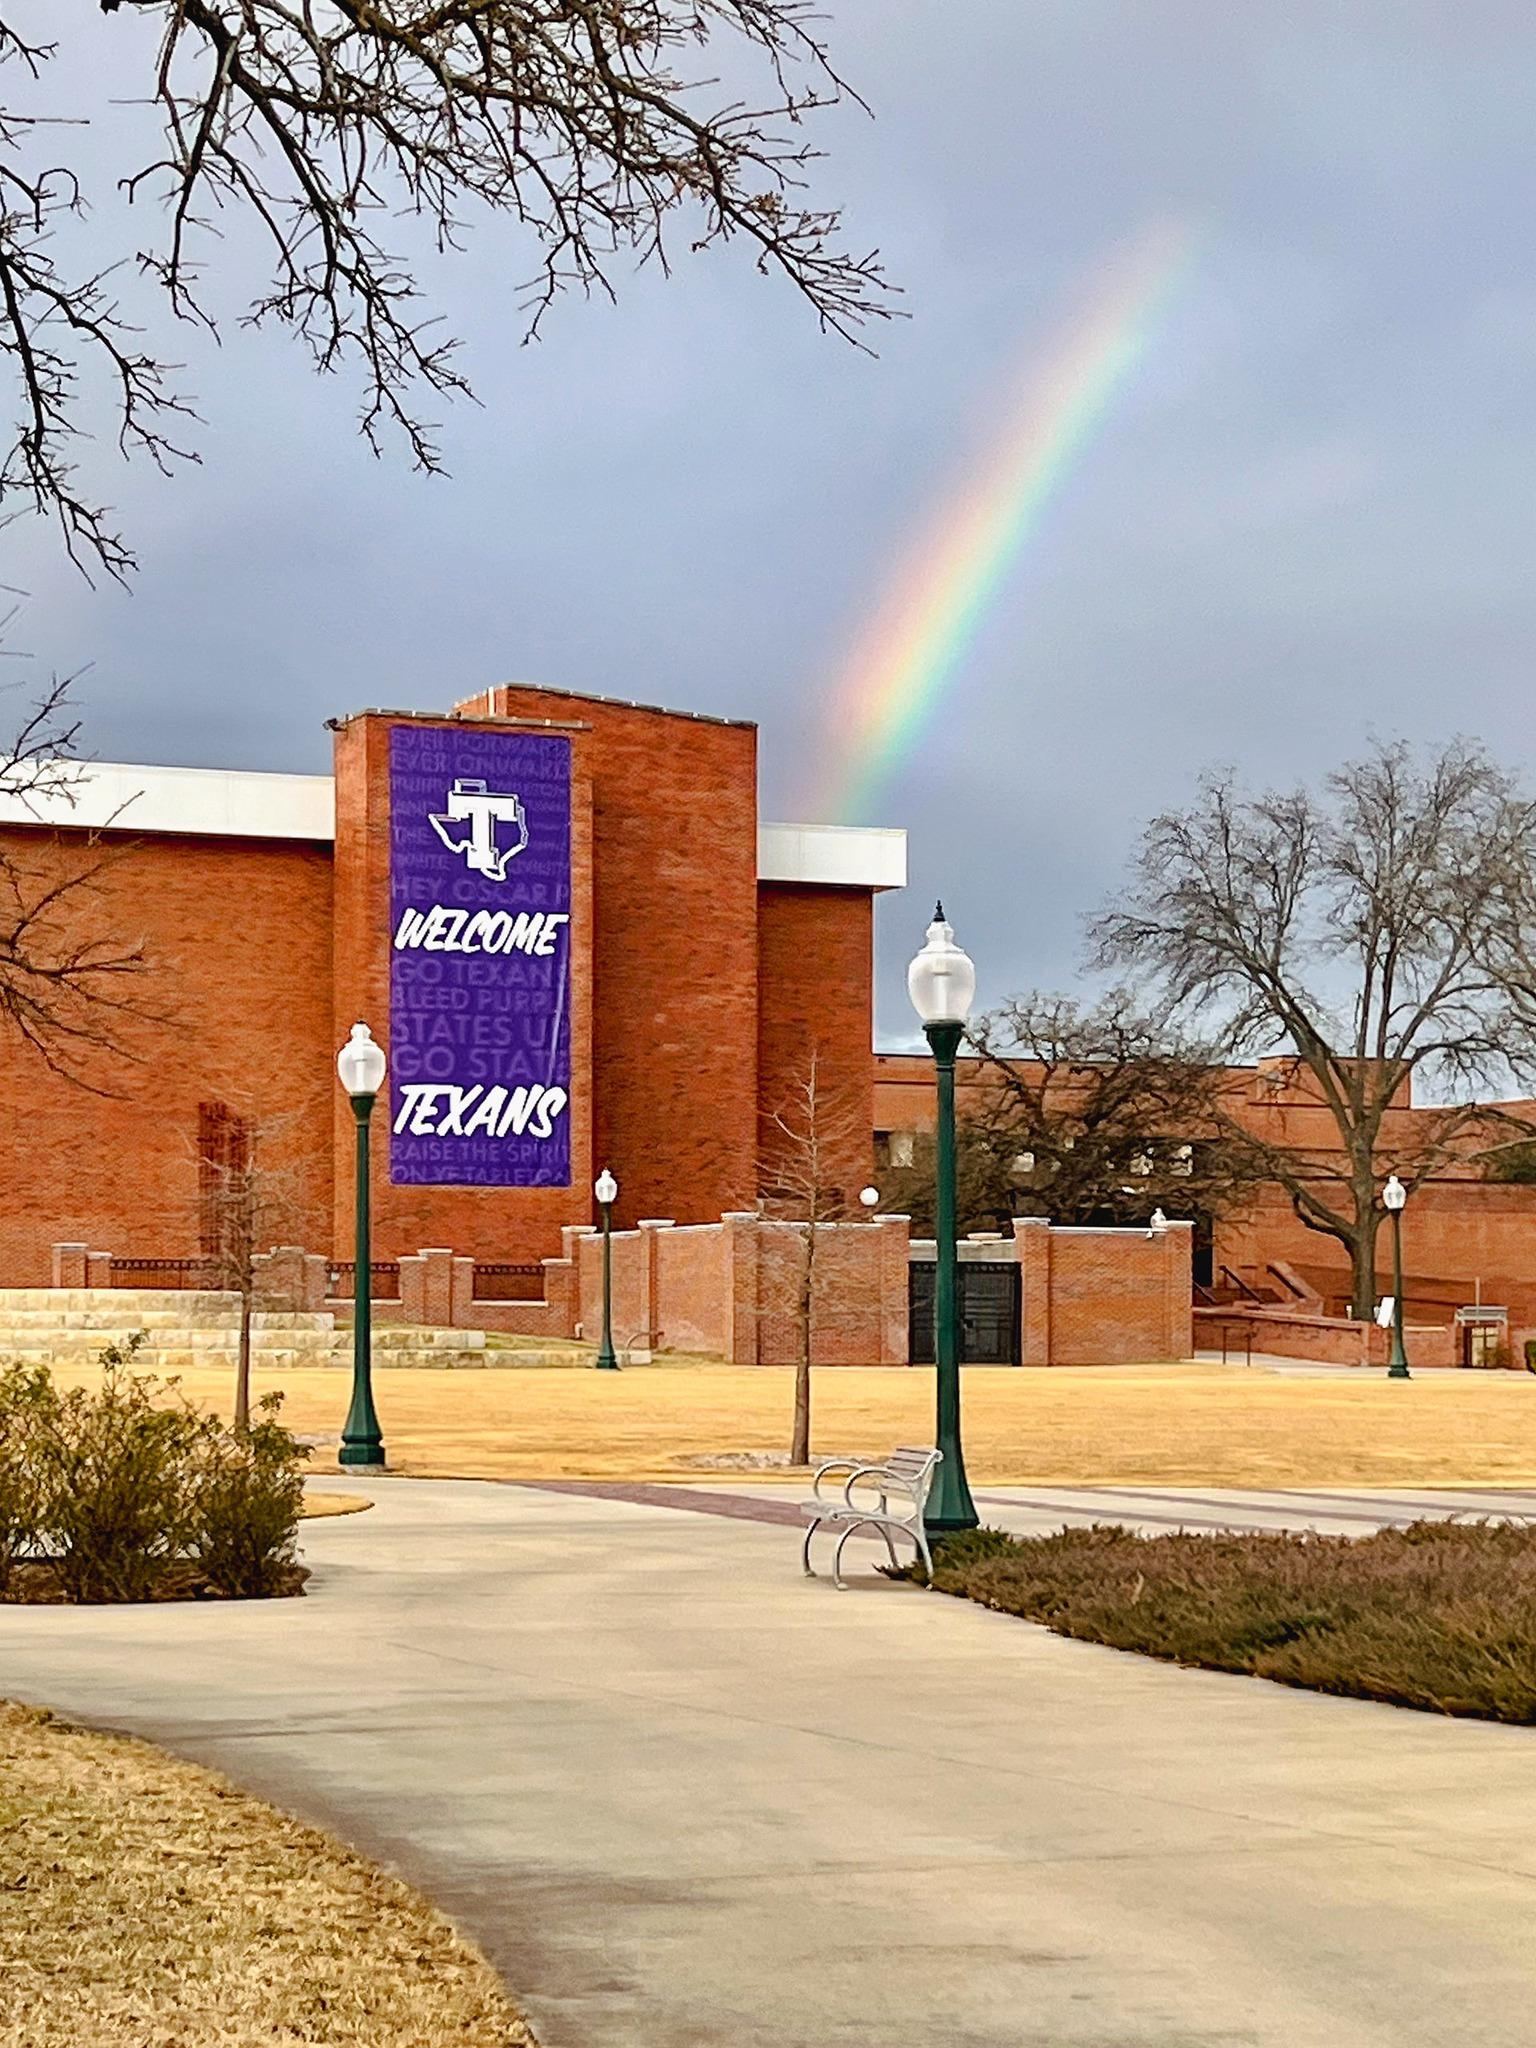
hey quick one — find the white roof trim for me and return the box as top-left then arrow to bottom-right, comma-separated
757,821 -> 906,892
0,763 -> 907,888
0,761 -> 336,842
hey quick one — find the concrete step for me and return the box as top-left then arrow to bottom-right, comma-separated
0,1289 -> 244,1315
0,1307 -> 338,1333
0,1340 -> 498,1372
0,1326 -> 342,1352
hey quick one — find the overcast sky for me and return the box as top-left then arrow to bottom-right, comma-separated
8,2 -> 1536,1046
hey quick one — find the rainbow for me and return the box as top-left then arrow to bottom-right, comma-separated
808,219 -> 1199,823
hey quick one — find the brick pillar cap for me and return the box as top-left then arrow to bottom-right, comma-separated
417,1246 -> 455,1256
53,1240 -> 89,1252
637,1218 -> 676,1229
1012,1216 -> 1051,1231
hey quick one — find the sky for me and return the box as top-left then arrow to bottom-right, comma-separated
7,2 -> 1536,1047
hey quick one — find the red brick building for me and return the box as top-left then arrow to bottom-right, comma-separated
874,1051 -> 1536,1363
0,685 -> 904,1284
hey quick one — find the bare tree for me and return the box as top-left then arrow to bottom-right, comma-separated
0,647 -> 149,1082
876,1120 -> 1018,1240
959,990 -> 1268,1229
758,1044 -> 868,1466
1093,739 -> 1536,1316
195,1100 -> 314,1430
1,4 -> 889,579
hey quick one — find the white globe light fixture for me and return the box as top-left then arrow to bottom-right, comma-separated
594,1167 -> 618,1207
335,1021 -> 387,1469
337,1020 -> 387,1099
859,1186 -> 880,1210
907,903 -> 978,1536
907,903 -> 976,1027
1383,1174 -> 1406,1213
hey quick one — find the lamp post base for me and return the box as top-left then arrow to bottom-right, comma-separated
339,1441 -> 386,1469
923,1455 -> 979,1538
1387,1359 -> 1411,1381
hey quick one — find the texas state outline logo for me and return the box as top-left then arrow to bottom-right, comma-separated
428,777 -> 530,881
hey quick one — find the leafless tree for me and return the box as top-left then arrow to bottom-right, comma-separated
758,1044 -> 868,1465
195,1099 -> 316,1431
1093,739 -> 1536,1316
1,3 -> 889,579
0,644 -> 149,1082
954,990 -> 1269,1230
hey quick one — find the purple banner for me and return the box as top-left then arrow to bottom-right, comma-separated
388,726 -> 572,1186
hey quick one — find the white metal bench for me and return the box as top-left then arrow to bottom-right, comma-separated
800,1446 -> 942,1589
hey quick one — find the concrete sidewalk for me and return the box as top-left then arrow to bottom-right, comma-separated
4,1477 -> 1536,2047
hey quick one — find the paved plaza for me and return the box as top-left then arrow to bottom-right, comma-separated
5,1477 -> 1536,2047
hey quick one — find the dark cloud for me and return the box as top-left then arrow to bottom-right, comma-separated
7,1 -> 1536,1042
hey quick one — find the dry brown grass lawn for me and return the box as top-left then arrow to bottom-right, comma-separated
40,1357 -> 1536,1487
0,1701 -> 532,2048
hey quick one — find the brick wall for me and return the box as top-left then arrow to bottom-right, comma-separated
1194,1306 -> 1458,1369
575,1209 -> 909,1363
330,710 -> 596,1265
756,883 -> 874,1203
1016,1219 -> 1193,1366
474,685 -> 762,1231
0,826 -> 333,1283
1217,1182 -> 1536,1314
750,1216 -> 903,1365
651,1223 -> 729,1354
0,689 -> 892,1279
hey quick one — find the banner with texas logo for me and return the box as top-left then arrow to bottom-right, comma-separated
388,725 -> 572,1185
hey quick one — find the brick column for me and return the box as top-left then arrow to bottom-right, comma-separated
397,1253 -> 427,1325
85,1251 -> 113,1290
1014,1217 -> 1052,1365
541,1255 -> 577,1336
52,1243 -> 88,1289
408,1248 -> 456,1325
721,1212 -> 760,1365
1162,1221 -> 1194,1359
451,1256 -> 477,1329
252,1245 -> 329,1312
876,1214 -> 911,1364
637,1220 -> 674,1353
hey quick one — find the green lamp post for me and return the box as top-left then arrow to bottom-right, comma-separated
1383,1172 -> 1411,1380
908,903 -> 979,1536
336,1021 -> 387,1467
593,1167 -> 621,1371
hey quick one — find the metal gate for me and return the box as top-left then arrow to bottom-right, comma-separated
908,1261 -> 1021,1366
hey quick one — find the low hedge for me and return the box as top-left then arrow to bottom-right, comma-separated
926,1518 -> 1536,1723
0,1341 -> 307,1603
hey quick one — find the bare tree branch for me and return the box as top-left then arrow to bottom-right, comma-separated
1,1 -> 890,577
1091,738 -> 1536,1314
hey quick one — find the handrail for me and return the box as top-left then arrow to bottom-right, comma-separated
1218,1264 -> 1266,1305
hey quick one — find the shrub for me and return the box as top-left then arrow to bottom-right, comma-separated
33,1338 -> 209,1602
928,1518 -> 1536,1724
189,1393 -> 307,1597
0,1362 -> 57,1592
0,1341 -> 309,1604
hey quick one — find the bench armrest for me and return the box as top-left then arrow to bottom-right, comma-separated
841,1463 -> 921,1521
810,1457 -> 862,1505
